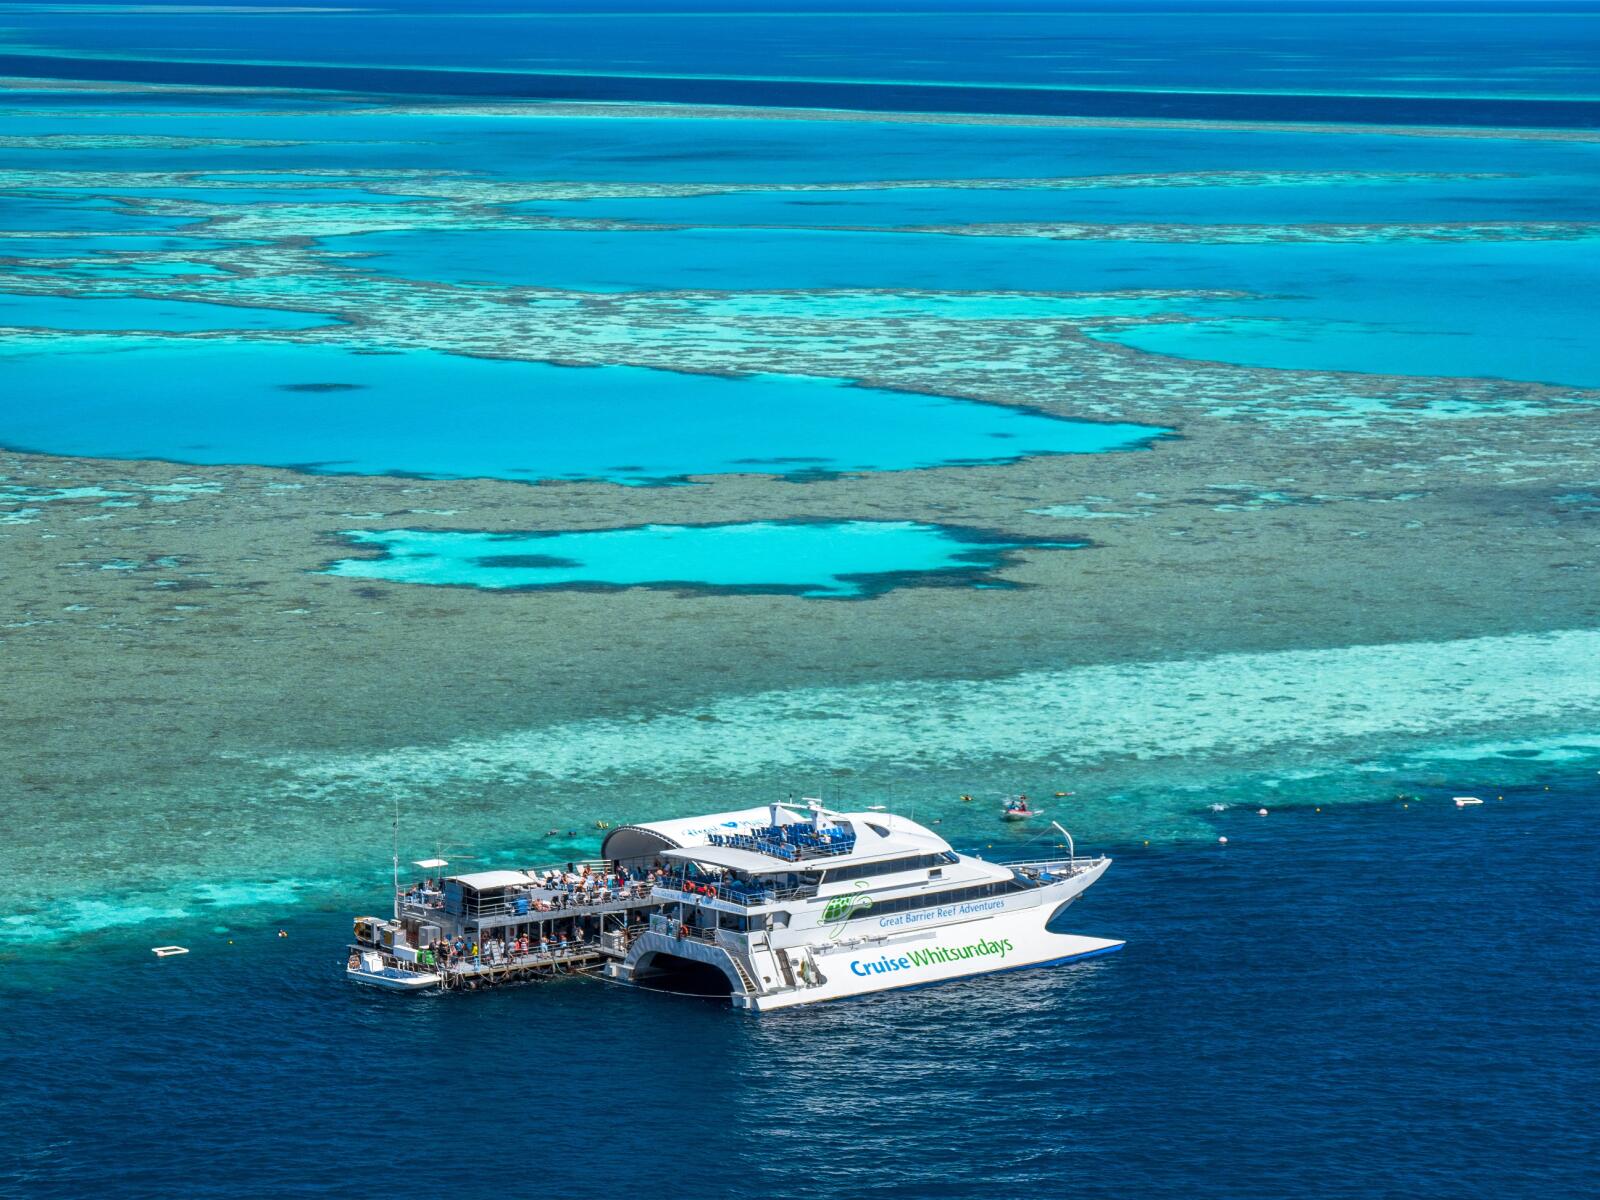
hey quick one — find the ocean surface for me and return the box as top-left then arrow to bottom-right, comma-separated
3,4 -> 1599,1195
3,782 -> 1595,1198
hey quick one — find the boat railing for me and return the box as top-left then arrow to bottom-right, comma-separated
400,883 -> 655,921
999,854 -> 1105,877
647,913 -> 723,943
654,879 -> 815,908
421,938 -> 610,972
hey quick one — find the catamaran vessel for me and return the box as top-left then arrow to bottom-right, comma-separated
347,801 -> 1122,1011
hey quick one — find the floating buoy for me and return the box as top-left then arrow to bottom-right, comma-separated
1315,807 -> 1321,813
1143,840 -> 1149,845
1257,808 -> 1269,816
151,945 -> 188,957
1454,797 -> 1483,808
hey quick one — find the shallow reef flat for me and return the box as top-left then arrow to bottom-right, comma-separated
3,87 -> 1599,949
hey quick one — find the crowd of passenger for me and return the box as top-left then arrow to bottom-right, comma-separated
419,929 -> 584,969
518,864 -> 653,909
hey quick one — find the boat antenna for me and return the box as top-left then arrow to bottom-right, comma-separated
1051,821 -> 1075,863
392,801 -> 400,922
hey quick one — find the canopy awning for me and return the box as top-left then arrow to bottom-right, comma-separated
661,844 -> 797,873
446,870 -> 532,890
413,858 -> 449,870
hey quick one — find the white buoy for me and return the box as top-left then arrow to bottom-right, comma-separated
1218,836 -> 1228,844
151,945 -> 189,957
1257,808 -> 1269,816
1454,797 -> 1483,808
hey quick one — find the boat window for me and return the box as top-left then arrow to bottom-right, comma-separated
828,876 -> 1034,921
825,853 -> 949,883
866,823 -> 890,837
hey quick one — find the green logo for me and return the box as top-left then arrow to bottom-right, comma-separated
822,888 -> 872,938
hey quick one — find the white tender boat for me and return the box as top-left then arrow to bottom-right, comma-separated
345,949 -> 443,991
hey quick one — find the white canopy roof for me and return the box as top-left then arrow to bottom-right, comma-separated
413,858 -> 449,870
601,804 -> 803,862
661,844 -> 792,872
447,870 -> 532,890
661,809 -> 953,876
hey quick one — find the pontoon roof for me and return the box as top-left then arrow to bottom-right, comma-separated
447,870 -> 532,890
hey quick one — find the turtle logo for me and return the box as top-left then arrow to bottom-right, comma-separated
821,887 -> 873,939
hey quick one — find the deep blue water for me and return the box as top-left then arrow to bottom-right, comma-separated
2,2 -> 1598,125
3,780 -> 1594,1198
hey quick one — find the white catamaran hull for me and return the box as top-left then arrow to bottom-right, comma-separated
738,911 -> 1122,1012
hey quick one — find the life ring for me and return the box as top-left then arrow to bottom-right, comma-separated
678,923 -> 689,939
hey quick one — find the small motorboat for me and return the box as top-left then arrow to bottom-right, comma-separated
346,949 -> 442,991
1001,796 -> 1041,822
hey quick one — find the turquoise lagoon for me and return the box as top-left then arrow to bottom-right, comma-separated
327,228 -> 1600,387
519,174 -> 1600,229
326,521 -> 1078,599
0,235 -> 232,258
0,291 -> 334,332
6,261 -> 230,279
27,185 -> 433,206
0,194 -> 197,233
7,102 -> 1597,186
0,338 -> 1158,482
